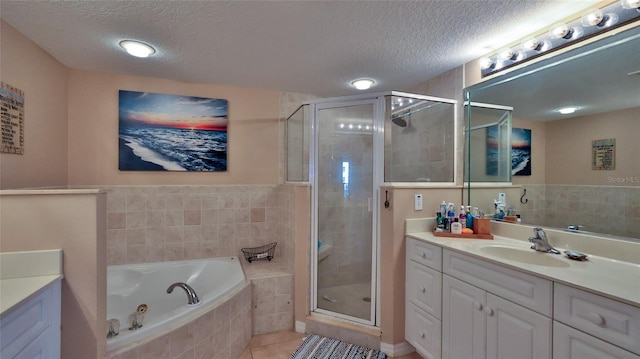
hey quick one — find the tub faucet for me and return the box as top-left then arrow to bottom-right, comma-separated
529,227 -> 560,254
166,282 -> 200,305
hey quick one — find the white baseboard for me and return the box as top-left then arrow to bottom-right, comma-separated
295,320 -> 306,333
380,341 -> 415,357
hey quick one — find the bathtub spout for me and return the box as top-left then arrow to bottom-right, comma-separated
166,282 -> 200,305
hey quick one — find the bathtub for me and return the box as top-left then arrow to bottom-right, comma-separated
106,256 -> 247,353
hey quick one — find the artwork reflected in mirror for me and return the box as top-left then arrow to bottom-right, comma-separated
512,128 -> 531,176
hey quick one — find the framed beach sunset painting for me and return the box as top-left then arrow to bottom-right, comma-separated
118,90 -> 228,171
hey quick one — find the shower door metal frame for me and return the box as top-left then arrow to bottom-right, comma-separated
310,97 -> 383,327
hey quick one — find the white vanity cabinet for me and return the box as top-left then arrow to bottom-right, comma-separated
553,283 -> 640,359
441,250 -> 552,359
0,279 -> 61,359
405,238 -> 442,359
405,234 -> 640,359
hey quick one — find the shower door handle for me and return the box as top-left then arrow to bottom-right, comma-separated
368,197 -> 373,212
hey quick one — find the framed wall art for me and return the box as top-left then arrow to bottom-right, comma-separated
119,90 -> 228,171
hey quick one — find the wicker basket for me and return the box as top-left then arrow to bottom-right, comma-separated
241,242 -> 277,263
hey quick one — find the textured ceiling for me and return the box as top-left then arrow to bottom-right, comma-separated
1,1 -> 599,97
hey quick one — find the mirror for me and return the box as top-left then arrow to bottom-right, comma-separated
464,24 -> 640,240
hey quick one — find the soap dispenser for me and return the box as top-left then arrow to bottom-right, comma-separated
459,206 -> 467,229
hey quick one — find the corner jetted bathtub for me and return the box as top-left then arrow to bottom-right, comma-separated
106,256 -> 247,352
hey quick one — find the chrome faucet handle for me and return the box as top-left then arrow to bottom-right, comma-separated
529,227 -> 560,254
533,227 -> 546,240
567,224 -> 584,231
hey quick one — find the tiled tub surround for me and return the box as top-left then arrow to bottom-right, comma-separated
102,184 -> 298,345
106,257 -> 247,352
103,185 -> 295,268
107,283 -> 252,359
242,258 -> 294,335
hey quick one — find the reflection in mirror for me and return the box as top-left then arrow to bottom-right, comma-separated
464,25 -> 640,240
464,103 -> 513,184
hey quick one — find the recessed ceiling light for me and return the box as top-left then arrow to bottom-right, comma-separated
558,106 -> 578,114
119,40 -> 156,58
351,79 -> 375,90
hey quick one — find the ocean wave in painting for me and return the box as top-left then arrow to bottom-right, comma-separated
512,148 -> 531,176
119,127 -> 227,171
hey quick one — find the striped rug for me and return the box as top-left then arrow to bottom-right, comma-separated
289,334 -> 387,359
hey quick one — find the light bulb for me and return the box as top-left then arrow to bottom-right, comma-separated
351,79 -> 375,90
582,10 -> 605,26
522,38 -> 541,51
621,0 -> 640,9
348,124 -> 354,129
119,40 -> 156,58
558,107 -> 578,115
339,124 -> 345,129
549,24 -> 572,39
357,125 -> 362,129
499,48 -> 515,61
479,57 -> 495,70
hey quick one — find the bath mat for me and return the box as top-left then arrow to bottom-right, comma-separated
289,334 -> 387,359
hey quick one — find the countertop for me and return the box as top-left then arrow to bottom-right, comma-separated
0,249 -> 63,315
406,219 -> 640,308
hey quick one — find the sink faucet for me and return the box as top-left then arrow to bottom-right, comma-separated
528,227 -> 560,254
167,282 -> 200,305
566,224 -> 584,232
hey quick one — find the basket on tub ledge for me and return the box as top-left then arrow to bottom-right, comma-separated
241,242 -> 277,263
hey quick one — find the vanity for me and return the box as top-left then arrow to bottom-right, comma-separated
405,219 -> 640,359
0,250 -> 63,359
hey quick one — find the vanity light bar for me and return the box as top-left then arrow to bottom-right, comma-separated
479,0 -> 640,77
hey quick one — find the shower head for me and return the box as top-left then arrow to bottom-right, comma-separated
391,116 -> 407,127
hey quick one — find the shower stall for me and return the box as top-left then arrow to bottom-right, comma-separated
286,91 -> 457,326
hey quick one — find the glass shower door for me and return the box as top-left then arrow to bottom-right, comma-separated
314,101 -> 376,324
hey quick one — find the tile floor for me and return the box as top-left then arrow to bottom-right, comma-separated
240,330 -> 422,359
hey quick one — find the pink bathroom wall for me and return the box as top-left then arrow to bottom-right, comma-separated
0,190 -> 107,359
66,70 -> 282,186
0,20 -> 69,189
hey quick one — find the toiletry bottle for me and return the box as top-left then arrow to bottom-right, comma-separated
436,212 -> 444,230
459,206 -> 467,229
466,206 -> 473,230
440,201 -> 447,219
447,203 -> 455,225
451,218 -> 462,234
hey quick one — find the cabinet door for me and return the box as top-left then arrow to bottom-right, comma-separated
486,294 -> 551,359
442,275 -> 486,359
554,321 -> 640,359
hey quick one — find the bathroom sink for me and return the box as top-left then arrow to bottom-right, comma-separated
479,245 -> 571,267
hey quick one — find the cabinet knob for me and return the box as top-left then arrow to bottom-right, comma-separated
588,313 -> 605,326
420,331 -> 425,339
484,307 -> 494,316
421,287 -> 426,293
421,252 -> 427,259
474,302 -> 483,311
